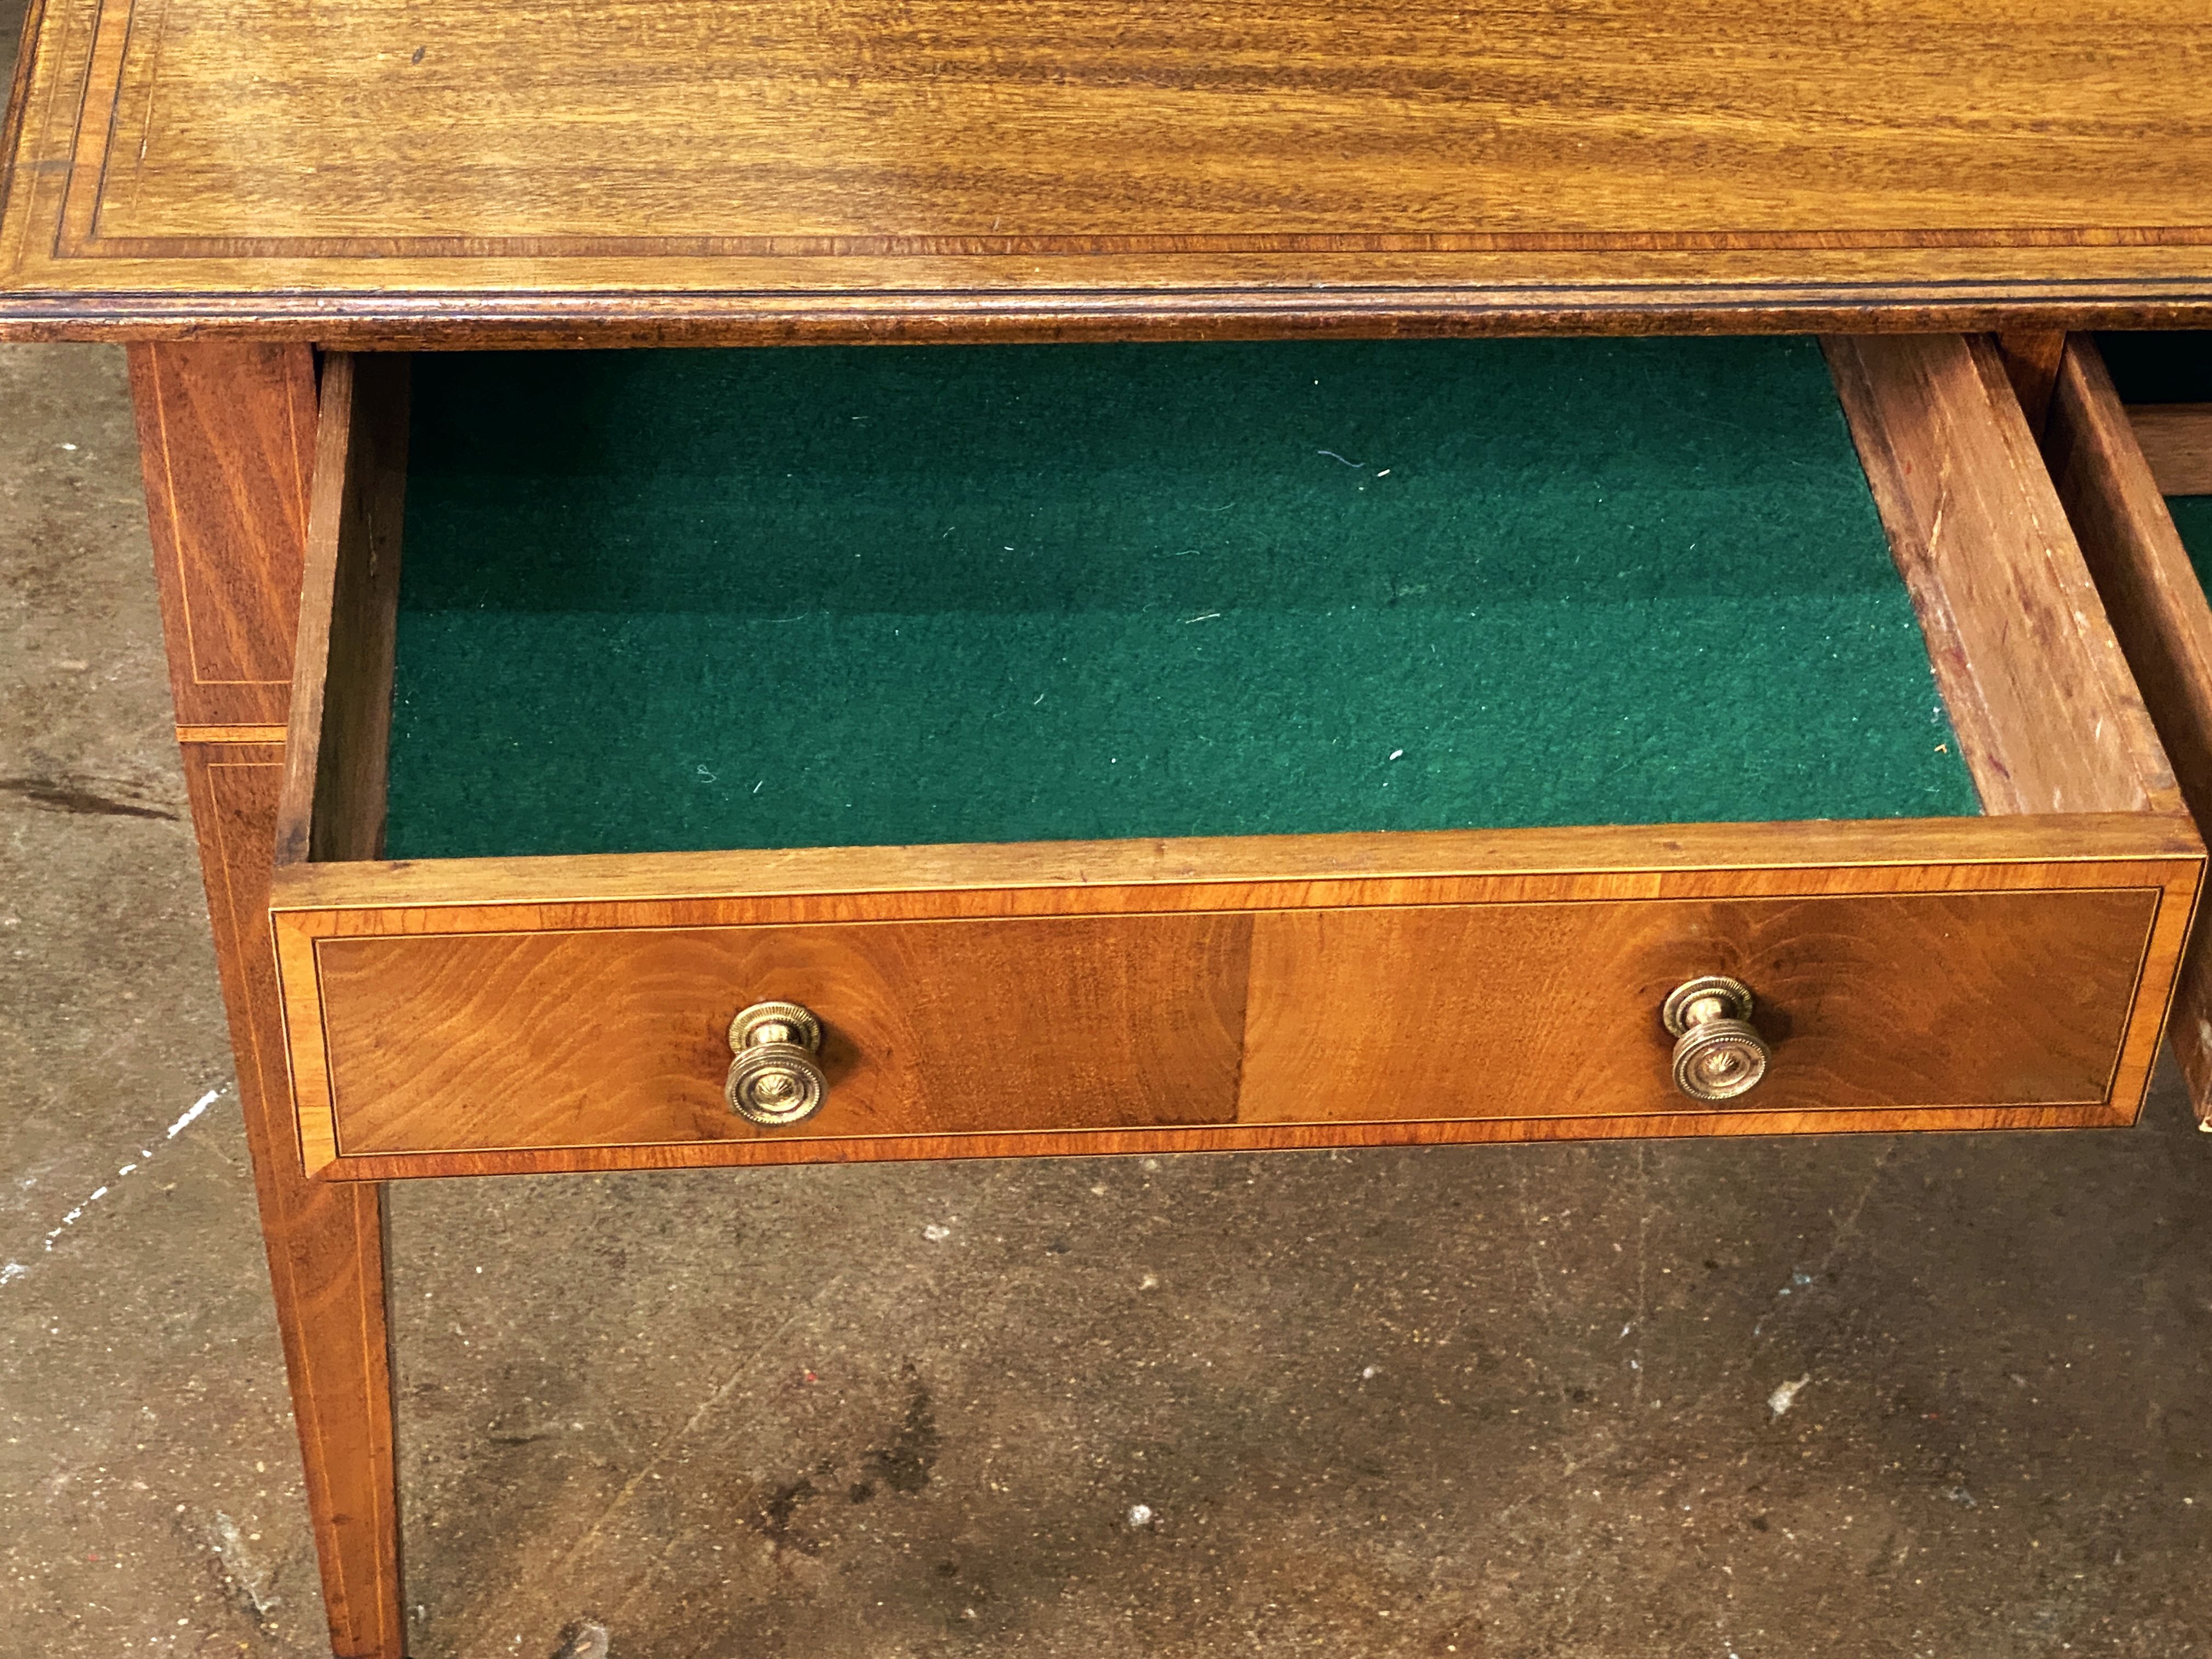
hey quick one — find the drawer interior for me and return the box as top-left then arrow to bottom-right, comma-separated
2097,331 -> 2212,566
2173,499 -> 2212,565
2098,332 -> 2212,405
2051,332 -> 2212,1123
383,337 -> 1979,859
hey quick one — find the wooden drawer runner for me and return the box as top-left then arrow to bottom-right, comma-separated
270,335 -> 2205,1180
2048,332 -> 2212,1122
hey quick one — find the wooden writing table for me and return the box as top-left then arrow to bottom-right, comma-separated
6,2 -> 2212,1651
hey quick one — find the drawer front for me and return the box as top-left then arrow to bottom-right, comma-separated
311,913 -> 1251,1156
1242,887 -> 2155,1120
294,881 -> 2162,1170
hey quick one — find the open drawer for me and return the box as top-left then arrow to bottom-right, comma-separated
2046,332 -> 2212,1122
269,335 -> 2202,1180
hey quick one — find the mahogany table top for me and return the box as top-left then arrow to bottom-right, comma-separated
4,0 -> 2208,342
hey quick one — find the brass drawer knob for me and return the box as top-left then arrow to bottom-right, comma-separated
1661,975 -> 1770,1102
726,1000 -> 828,1126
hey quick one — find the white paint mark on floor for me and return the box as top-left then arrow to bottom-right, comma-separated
1,1084 -> 225,1288
1768,1374 -> 1812,1416
166,1087 -> 218,1139
922,1223 -> 951,1242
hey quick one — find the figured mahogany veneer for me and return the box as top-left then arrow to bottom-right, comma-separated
266,340 -> 2203,1179
4,0 -> 2212,341
297,872 -> 2171,1176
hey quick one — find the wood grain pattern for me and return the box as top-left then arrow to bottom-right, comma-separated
2127,404 -> 2212,496
1997,330 -> 2067,438
1242,887 -> 2155,1122
128,342 -> 317,728
1825,332 -> 2179,819
314,913 -> 1252,1159
304,883 -> 2157,1166
175,750 -> 402,1653
5,0 -> 2212,339
176,723 -> 291,744
274,838 -> 2203,1177
2050,340 -> 2212,1126
273,811 -> 2207,915
276,354 -> 409,867
137,343 -> 403,1657
300,1103 -> 2152,1180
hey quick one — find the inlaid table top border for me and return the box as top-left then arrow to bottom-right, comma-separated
5,0 -> 2211,337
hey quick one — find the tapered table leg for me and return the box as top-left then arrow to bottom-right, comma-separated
131,342 -> 405,1659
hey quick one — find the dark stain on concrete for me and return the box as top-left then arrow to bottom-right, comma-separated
754,1476 -> 821,1555
868,1364 -> 941,1495
0,775 -> 177,819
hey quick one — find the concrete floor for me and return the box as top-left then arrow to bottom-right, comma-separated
4,187 -> 2212,1659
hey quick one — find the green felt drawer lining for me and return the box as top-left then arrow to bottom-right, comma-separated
2173,499 -> 2212,585
382,337 -> 1979,860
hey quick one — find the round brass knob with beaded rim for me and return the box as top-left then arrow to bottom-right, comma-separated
1661,975 -> 1770,1102
726,1000 -> 828,1126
